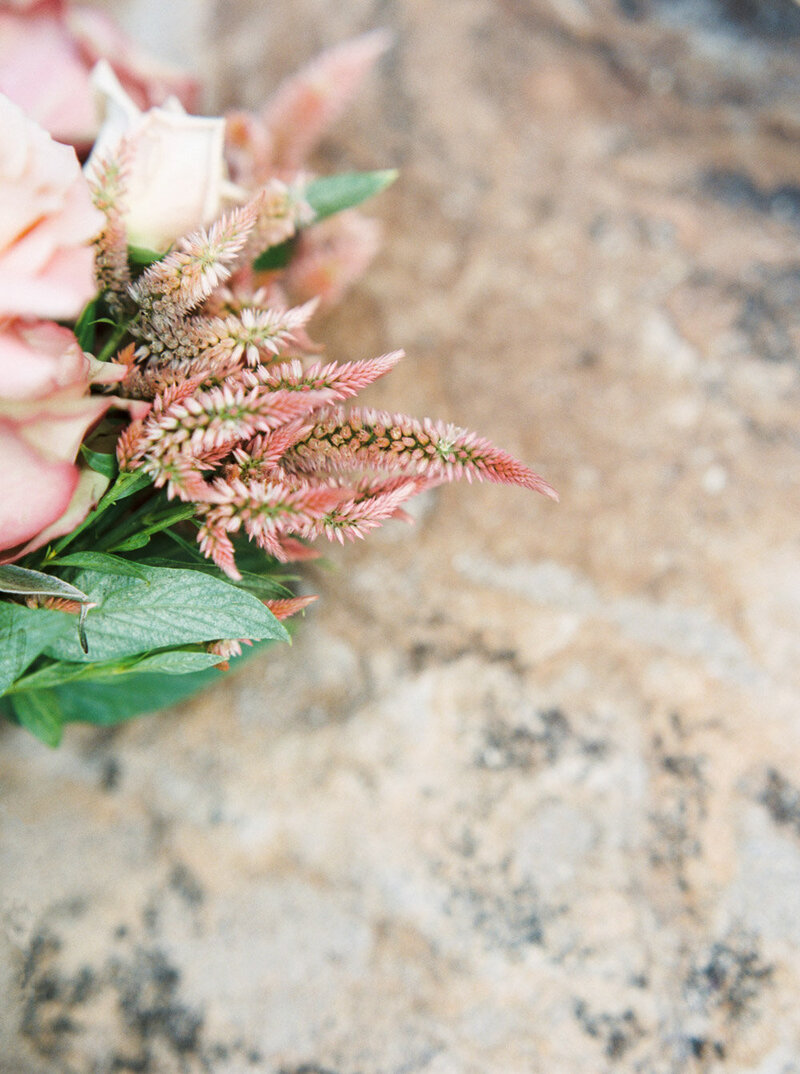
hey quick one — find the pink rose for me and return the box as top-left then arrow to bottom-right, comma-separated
0,93 -> 103,320
0,320 -> 113,555
0,0 -> 198,149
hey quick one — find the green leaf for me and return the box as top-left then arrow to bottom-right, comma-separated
128,244 -> 163,266
55,674 -> 220,725
11,690 -> 64,747
252,237 -> 296,272
80,446 -> 118,479
45,565 -> 289,663
49,470 -> 153,556
304,169 -> 398,222
75,298 -> 99,351
110,532 -> 151,552
0,604 -> 72,695
106,471 -> 152,503
105,504 -> 196,552
11,647 -> 224,692
48,551 -> 150,581
55,673 -> 219,725
138,557 -> 291,597
0,565 -> 91,604
0,565 -> 93,653
56,642 -> 265,726
127,649 -> 227,674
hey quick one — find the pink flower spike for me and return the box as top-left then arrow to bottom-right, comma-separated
305,475 -> 429,544
286,210 -> 382,309
263,29 -> 392,170
130,194 -> 264,320
287,406 -> 559,500
197,522 -> 240,580
241,350 -> 403,404
273,536 -> 322,562
265,594 -> 318,621
233,419 -> 315,478
202,298 -> 319,368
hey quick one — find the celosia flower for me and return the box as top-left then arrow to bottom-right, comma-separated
286,406 -> 560,497
89,168 -> 555,578
0,320 -> 115,554
88,61 -> 226,251
0,0 -> 198,148
0,93 -> 103,319
260,30 -> 392,174
223,33 -> 389,311
285,209 -> 382,309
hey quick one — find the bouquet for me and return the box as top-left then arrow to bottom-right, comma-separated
0,1 -> 556,745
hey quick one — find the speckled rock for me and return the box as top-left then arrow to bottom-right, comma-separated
3,2 -> 800,1072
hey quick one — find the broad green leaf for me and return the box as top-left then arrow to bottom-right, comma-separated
0,604 -> 72,695
45,565 -> 289,663
126,649 -> 227,674
138,557 -> 291,597
11,690 -> 64,747
55,673 -> 218,725
80,446 -> 118,479
252,237 -> 296,272
0,566 -> 94,653
304,169 -> 398,222
54,642 -> 266,726
11,647 -> 223,692
48,551 -> 150,581
0,564 -> 91,603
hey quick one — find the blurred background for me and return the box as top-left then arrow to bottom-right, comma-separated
3,1 -> 800,1071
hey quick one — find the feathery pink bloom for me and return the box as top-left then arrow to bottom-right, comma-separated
86,147 -> 132,315
265,594 -> 318,620
123,383 -> 337,498
229,420 -> 314,481
201,298 -> 319,367
286,209 -> 382,309
286,406 -> 559,499
196,521 -> 239,578
129,197 -> 263,321
239,350 -> 402,397
272,536 -> 322,562
262,30 -> 391,172
198,477 -> 348,573
245,177 -> 313,257
304,474 -> 430,544
206,637 -> 254,667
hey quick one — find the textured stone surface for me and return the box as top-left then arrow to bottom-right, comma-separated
3,1 -> 800,1071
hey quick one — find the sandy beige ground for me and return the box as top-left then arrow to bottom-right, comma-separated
3,1 -> 800,1071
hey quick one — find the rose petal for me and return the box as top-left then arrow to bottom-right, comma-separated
2,464 -> 109,561
0,319 -> 83,399
0,95 -> 102,321
0,417 -> 77,550
15,390 -> 112,463
89,63 -> 226,251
